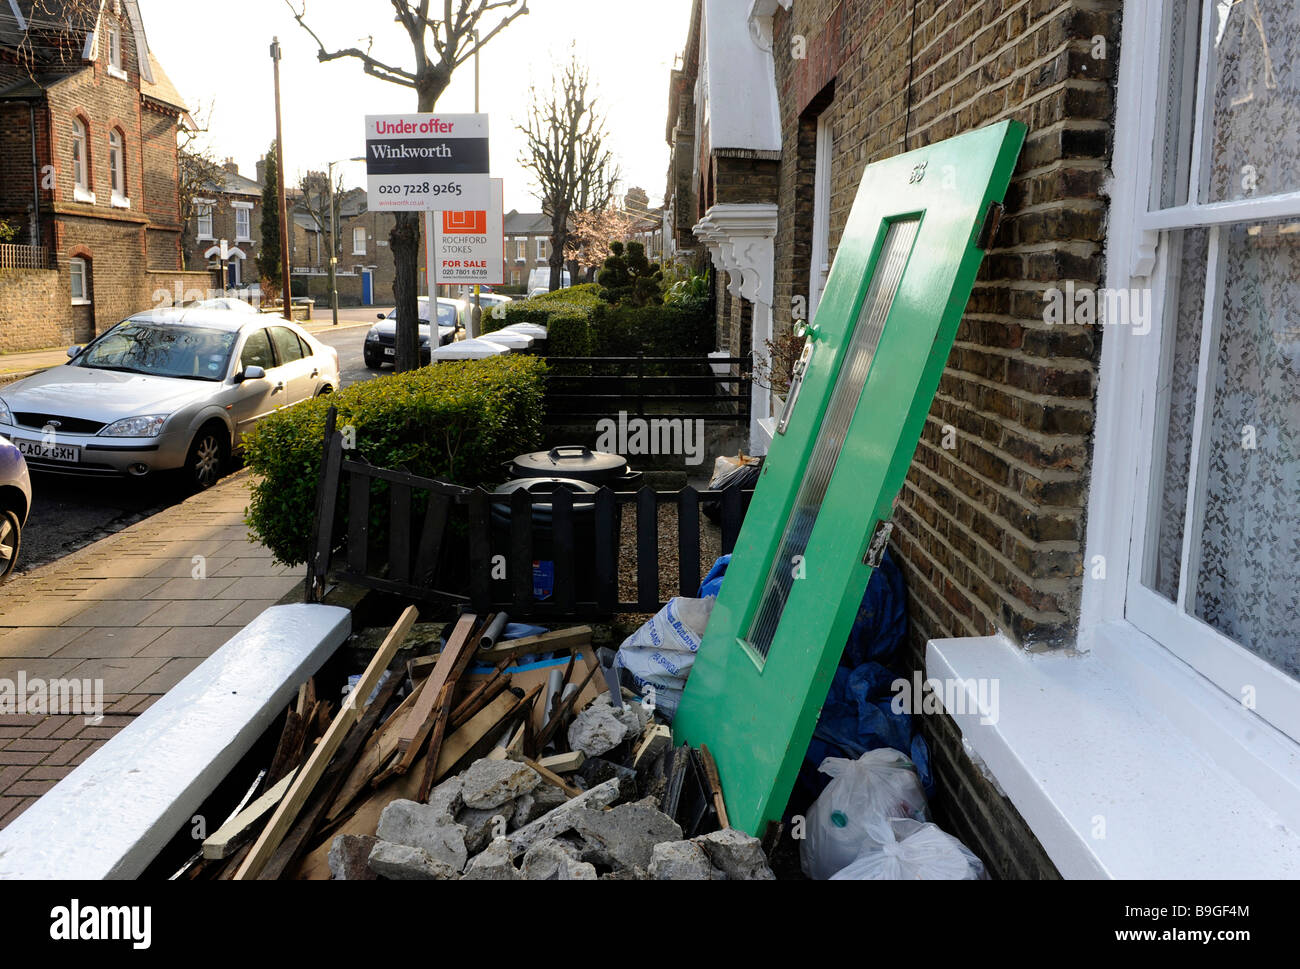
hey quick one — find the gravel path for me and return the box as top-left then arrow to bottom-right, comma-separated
616,500 -> 724,626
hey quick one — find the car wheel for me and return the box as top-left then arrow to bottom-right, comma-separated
316,384 -> 334,397
184,426 -> 228,492
363,350 -> 383,370
0,510 -> 20,583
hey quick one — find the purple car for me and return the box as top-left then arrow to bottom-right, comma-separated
0,434 -> 32,582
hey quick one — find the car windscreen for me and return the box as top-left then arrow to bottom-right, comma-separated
74,322 -> 238,382
391,302 -> 458,327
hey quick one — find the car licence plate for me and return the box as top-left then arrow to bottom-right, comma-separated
384,348 -> 395,357
15,440 -> 81,464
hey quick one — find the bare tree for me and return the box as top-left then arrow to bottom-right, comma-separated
286,0 -> 528,372
565,207 -> 636,282
518,56 -> 619,293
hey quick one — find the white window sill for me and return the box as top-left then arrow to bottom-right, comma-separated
926,622 -> 1300,878
111,193 -> 130,209
197,235 -> 215,243
74,187 -> 96,205
71,299 -> 92,307
107,65 -> 128,81
353,252 -> 367,257
236,237 -> 252,244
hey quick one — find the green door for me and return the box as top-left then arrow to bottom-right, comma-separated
673,120 -> 1026,836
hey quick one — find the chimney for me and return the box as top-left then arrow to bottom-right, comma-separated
255,155 -> 267,186
223,158 -> 239,175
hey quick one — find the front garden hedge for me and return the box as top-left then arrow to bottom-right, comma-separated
243,355 -> 547,566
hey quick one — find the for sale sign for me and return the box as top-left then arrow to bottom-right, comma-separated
365,114 -> 490,211
426,178 -> 505,286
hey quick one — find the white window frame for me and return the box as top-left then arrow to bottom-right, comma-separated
536,238 -> 546,261
1085,0 -> 1300,744
809,112 -> 833,323
108,129 -> 128,207
69,257 -> 90,305
352,227 -> 367,255
71,118 -> 94,204
515,239 -> 526,261
106,24 -> 127,79
233,202 -> 252,243
196,202 -> 214,241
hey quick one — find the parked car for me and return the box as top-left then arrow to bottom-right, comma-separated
186,297 -> 259,314
364,297 -> 460,369
0,434 -> 31,583
0,307 -> 341,491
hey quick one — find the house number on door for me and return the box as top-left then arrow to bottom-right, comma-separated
909,162 -> 927,184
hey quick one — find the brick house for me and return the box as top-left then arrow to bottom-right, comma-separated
665,0 -> 1300,879
190,158 -> 261,291
504,210 -> 554,289
0,0 -> 211,351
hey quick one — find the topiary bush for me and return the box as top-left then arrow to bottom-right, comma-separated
243,355 -> 548,566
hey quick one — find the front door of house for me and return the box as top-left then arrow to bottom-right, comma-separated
672,120 -> 1026,836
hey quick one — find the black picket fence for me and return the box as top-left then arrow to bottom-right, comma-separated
544,354 -> 751,424
306,407 -> 755,618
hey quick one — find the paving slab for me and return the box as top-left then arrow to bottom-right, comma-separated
0,472 -> 306,826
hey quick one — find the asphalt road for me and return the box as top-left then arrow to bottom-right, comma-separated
15,313 -> 386,576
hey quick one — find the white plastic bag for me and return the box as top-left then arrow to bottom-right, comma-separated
800,748 -> 930,880
613,597 -> 714,721
831,818 -> 987,880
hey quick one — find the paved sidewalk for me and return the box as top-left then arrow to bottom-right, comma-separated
0,471 -> 300,829
0,313 -> 375,379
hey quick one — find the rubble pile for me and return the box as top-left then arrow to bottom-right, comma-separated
176,607 -> 776,881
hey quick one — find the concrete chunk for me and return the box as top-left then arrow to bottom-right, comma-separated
376,799 -> 467,870
460,758 -> 542,810
459,801 -> 516,854
693,828 -> 776,880
506,778 -> 621,857
570,798 -> 683,870
522,839 -> 597,880
367,840 -> 460,880
647,840 -> 725,880
462,838 -> 520,881
567,705 -> 628,757
425,775 -> 464,818
328,834 -> 379,881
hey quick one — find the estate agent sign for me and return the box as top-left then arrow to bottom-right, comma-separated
365,114 -> 490,211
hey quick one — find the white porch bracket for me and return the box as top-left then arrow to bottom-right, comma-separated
694,202 -> 778,455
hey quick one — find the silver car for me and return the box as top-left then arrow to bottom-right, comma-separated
0,308 -> 341,491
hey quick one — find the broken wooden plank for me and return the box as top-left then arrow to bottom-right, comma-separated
417,645 -> 514,800
700,744 -> 730,829
396,613 -> 478,754
234,606 -> 418,880
325,676 -> 431,823
478,626 -> 593,661
520,756 -> 582,799
202,768 -> 300,860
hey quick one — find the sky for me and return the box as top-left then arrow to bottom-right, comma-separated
136,0 -> 694,213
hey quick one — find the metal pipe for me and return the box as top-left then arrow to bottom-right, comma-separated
29,102 -> 41,250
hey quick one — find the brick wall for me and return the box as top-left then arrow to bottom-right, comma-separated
0,270 -> 68,352
759,0 -> 1121,878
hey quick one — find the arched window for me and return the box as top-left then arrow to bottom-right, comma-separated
109,129 -> 126,201
71,118 -> 89,193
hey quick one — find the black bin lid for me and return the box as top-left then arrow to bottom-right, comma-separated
509,446 -> 629,483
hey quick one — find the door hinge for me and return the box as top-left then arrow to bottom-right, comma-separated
863,520 -> 894,568
975,200 -> 1005,251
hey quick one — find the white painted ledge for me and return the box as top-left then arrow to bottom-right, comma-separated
0,604 -> 350,880
927,622 -> 1300,879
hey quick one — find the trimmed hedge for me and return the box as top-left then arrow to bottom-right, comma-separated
243,355 -> 547,566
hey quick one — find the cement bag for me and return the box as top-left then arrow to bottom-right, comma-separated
800,748 -> 930,880
613,597 -> 714,721
831,818 -> 987,880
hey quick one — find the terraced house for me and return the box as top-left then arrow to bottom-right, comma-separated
0,0 -> 207,352
665,0 -> 1299,879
